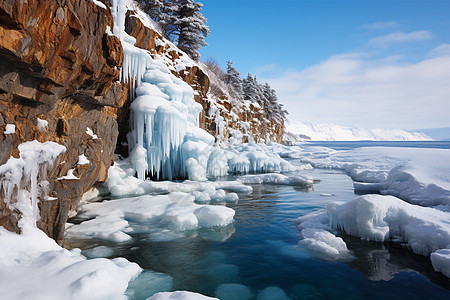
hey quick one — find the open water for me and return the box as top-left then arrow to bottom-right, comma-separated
66,142 -> 450,299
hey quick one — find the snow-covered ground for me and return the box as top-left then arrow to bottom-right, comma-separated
284,119 -> 432,142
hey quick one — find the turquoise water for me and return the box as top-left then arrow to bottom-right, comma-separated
67,143 -> 450,299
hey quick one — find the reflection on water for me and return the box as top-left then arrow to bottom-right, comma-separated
66,167 -> 450,299
343,235 -> 450,289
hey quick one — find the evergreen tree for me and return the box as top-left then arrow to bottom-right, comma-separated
243,74 -> 262,105
140,0 -> 164,22
172,0 -> 210,60
140,0 -> 209,60
224,60 -> 243,99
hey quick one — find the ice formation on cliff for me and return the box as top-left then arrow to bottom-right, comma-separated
111,0 -> 296,181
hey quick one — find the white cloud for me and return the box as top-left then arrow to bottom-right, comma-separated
368,31 -> 432,47
266,51 -> 450,129
361,21 -> 398,30
427,43 -> 450,58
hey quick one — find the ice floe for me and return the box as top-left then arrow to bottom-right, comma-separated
297,194 -> 450,277
297,145 -> 450,209
66,192 -> 235,242
148,291 -> 218,300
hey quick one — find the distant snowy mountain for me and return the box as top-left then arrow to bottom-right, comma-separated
284,120 -> 432,142
415,127 -> 450,141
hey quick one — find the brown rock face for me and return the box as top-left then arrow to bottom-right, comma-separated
0,0 -> 127,244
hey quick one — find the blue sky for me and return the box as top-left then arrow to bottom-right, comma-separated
199,0 -> 450,129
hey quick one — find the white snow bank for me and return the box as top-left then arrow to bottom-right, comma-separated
238,173 -> 313,187
284,119 -> 431,142
297,194 -> 450,277
67,192 -> 235,242
148,291 -> 218,300
0,226 -> 141,300
299,146 -> 450,209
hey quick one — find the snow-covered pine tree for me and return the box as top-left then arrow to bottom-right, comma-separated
243,74 -> 264,107
139,0 -> 176,36
224,60 -> 244,100
140,0 -> 164,21
175,0 -> 210,60
140,0 -> 209,60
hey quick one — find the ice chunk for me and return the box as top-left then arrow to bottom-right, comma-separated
70,192 -> 235,241
194,205 -> 235,227
126,270 -> 173,299
257,286 -> 291,300
239,173 -> 313,187
298,194 -> 450,277
82,246 -> 114,258
148,291 -> 218,300
215,283 -> 253,300
65,212 -> 132,243
299,228 -> 350,261
430,249 -> 450,277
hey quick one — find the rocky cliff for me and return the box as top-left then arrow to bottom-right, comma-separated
0,0 -> 284,244
0,0 -> 127,243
